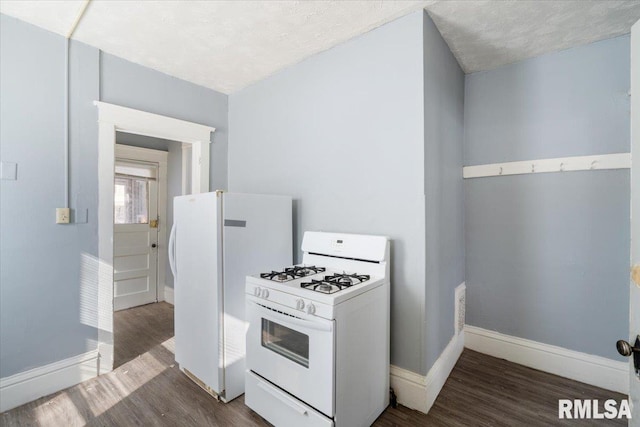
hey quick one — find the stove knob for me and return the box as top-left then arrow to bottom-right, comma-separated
307,303 -> 316,315
261,289 -> 270,299
296,299 -> 305,311
254,287 -> 262,297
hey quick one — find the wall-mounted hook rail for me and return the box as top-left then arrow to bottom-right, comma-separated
463,153 -> 630,179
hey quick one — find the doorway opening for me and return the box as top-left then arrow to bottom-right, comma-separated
112,135 -> 185,368
95,101 -> 215,373
114,139 -> 167,310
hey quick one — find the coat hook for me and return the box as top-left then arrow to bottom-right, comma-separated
499,166 -> 503,175
591,160 -> 598,170
560,162 -> 565,172
531,164 -> 535,173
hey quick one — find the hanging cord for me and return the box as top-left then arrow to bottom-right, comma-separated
63,0 -> 91,208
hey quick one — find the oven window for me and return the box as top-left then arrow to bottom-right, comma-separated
261,318 -> 309,368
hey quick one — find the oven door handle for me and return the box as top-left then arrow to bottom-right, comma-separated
257,382 -> 308,416
249,299 -> 333,332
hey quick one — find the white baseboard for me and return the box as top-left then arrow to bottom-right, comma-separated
164,285 -> 174,305
389,365 -> 426,413
464,325 -> 628,394
390,330 -> 464,414
0,350 -> 100,412
425,330 -> 465,412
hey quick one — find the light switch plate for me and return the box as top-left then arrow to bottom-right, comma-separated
1,161 -> 17,180
56,208 -> 70,224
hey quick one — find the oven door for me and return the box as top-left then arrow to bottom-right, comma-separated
246,296 -> 335,417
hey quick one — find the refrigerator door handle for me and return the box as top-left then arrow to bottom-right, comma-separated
169,223 -> 177,278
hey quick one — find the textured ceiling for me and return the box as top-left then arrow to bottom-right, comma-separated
427,0 -> 640,74
1,1 -> 640,94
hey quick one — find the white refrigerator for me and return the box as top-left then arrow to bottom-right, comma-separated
168,191 -> 292,402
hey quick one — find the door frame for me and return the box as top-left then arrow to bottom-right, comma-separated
115,144 -> 168,305
629,18 -> 639,421
95,101 -> 215,374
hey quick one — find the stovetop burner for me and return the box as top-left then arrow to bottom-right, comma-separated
260,265 -> 326,282
300,273 -> 371,294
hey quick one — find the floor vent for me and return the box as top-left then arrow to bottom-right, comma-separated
455,283 -> 466,335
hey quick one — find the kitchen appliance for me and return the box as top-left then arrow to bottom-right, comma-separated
169,191 -> 292,402
245,231 -> 390,427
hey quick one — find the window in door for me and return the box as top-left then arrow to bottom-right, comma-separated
114,175 -> 149,224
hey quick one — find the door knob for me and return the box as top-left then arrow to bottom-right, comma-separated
151,243 -> 157,248
616,336 -> 640,377
616,339 -> 640,357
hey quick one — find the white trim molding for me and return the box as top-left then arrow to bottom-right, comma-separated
164,285 -> 175,305
463,153 -> 630,179
115,144 -> 169,164
0,350 -> 99,412
181,143 -> 192,195
115,144 -> 169,306
389,365 -> 426,412
464,325 -> 628,394
95,101 -> 215,376
390,330 -> 464,414
94,101 -> 214,144
95,101 -> 213,195
424,331 -> 465,413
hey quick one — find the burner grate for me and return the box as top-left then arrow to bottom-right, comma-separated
326,273 -> 370,285
300,273 -> 370,294
260,266 -> 326,282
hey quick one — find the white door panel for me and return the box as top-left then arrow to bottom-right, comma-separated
221,192 -> 293,400
114,173 -> 159,311
173,192 -> 223,393
114,254 -> 149,272
115,277 -> 150,296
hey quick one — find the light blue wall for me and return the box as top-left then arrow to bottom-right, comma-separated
229,11 -> 428,374
100,53 -> 228,191
0,14 -> 228,377
1,15 -> 100,378
464,35 -> 630,360
465,36 -> 630,165
422,11 -> 465,372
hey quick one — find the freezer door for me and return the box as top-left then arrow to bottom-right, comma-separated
221,192 -> 293,401
173,192 -> 224,394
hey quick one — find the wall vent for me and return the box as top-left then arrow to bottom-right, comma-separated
455,283 -> 466,335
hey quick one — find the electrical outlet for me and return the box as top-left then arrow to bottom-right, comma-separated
56,208 -> 70,224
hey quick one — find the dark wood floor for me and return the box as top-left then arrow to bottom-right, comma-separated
1,302 -> 626,426
113,302 -> 175,369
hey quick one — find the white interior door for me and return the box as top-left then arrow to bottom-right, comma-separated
172,192 -> 223,393
629,18 -> 640,421
114,169 -> 159,311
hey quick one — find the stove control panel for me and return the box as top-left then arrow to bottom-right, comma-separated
245,281 -> 336,320
306,303 -> 316,315
253,287 -> 270,299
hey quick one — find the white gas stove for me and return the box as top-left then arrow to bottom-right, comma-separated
246,265 -> 385,319
245,231 -> 390,427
